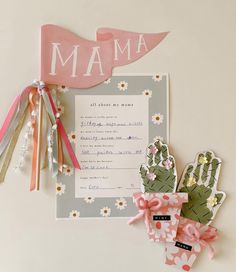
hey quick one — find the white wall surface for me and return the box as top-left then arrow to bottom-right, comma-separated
0,0 -> 235,271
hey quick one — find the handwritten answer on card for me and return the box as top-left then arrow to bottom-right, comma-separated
75,95 -> 149,197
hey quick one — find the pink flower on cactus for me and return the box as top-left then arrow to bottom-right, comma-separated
147,172 -> 156,181
149,145 -> 158,155
163,158 -> 173,169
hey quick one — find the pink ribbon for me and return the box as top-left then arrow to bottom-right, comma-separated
178,223 -> 218,259
128,196 -> 162,234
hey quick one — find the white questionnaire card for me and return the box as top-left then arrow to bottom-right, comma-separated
75,95 -> 149,198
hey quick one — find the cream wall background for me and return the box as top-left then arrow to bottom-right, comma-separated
0,0 -> 235,271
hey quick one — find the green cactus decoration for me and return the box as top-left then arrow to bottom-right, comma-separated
140,140 -> 177,193
178,151 -> 226,225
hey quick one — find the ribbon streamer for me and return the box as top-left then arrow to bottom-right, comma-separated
28,88 -> 39,190
0,87 -> 33,182
0,108 -> 28,182
41,88 -> 59,178
0,87 -> 32,157
45,88 -> 80,169
0,82 -> 80,190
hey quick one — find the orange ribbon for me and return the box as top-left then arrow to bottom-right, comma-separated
28,88 -> 39,191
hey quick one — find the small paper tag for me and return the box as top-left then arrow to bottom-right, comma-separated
175,241 -> 192,251
153,215 -> 171,221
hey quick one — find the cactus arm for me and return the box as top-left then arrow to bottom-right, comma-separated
208,158 -> 221,188
182,165 -> 194,186
201,151 -> 212,182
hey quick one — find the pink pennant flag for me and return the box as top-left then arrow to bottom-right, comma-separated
41,25 -> 169,88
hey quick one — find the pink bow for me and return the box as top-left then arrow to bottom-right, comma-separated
178,223 -> 218,259
128,196 -> 162,234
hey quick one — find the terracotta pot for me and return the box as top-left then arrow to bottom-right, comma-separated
165,217 -> 217,271
132,192 -> 188,242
